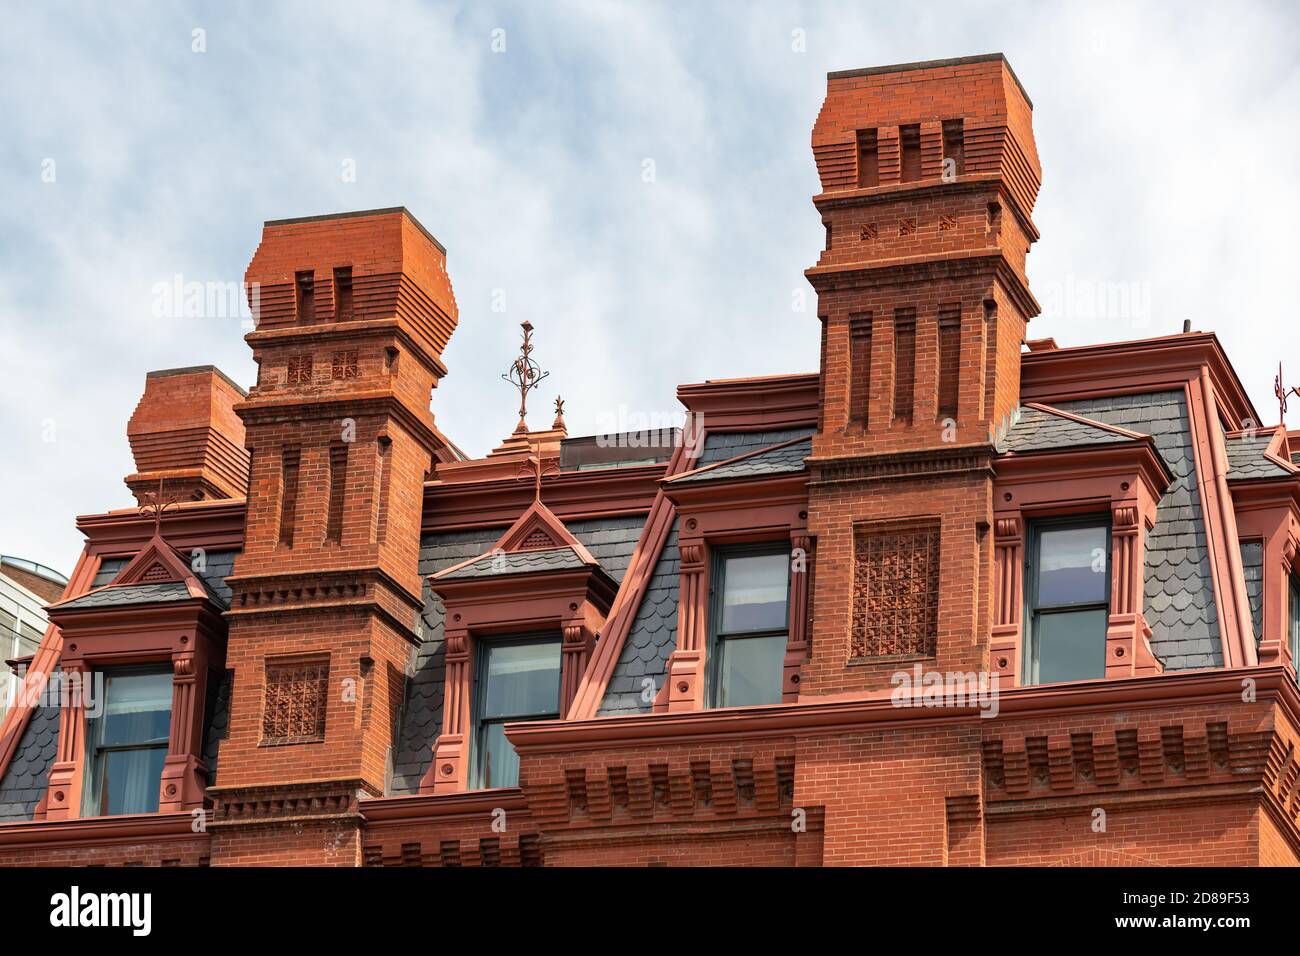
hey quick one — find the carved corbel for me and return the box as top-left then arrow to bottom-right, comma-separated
666,542 -> 708,712
422,626 -> 473,794
990,514 -> 1023,684
783,533 -> 814,702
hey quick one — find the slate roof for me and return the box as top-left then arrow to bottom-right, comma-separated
1054,391 -> 1221,669
598,522 -> 681,716
672,436 -> 812,484
1226,433 -> 1294,481
999,405 -> 1143,454
1241,540 -> 1264,647
0,703 -> 59,822
52,581 -> 195,610
436,546 -> 590,580
691,428 -> 814,468
388,514 -> 647,796
202,669 -> 232,786
86,548 -> 237,608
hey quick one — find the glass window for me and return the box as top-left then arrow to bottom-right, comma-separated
1025,519 -> 1110,685
708,547 -> 790,708
85,669 -> 173,816
1290,573 -> 1300,682
472,637 -> 561,789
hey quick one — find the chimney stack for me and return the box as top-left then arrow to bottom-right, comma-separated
125,365 -> 249,503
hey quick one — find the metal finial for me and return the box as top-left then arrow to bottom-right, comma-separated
138,477 -> 180,537
553,395 -> 566,430
515,455 -> 560,504
501,320 -> 550,434
1276,362 -> 1299,424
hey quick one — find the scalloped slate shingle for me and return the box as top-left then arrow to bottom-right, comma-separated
693,428 -> 814,468
674,436 -> 812,483
1226,434 -> 1294,481
437,546 -> 588,579
0,703 -> 59,821
1241,541 -> 1263,646
54,581 -> 193,610
88,549 -> 237,607
598,522 -> 680,716
1054,391 -> 1221,669
388,514 -> 647,796
999,405 -> 1139,454
202,669 -> 232,786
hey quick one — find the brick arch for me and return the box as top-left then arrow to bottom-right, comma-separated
1048,847 -> 1164,867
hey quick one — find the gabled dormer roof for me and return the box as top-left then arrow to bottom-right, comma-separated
430,491 -> 607,585
666,431 -> 813,485
47,532 -> 226,613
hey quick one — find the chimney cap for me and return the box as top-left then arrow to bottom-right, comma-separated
827,52 -> 1032,109
263,206 -> 446,255
145,364 -> 247,396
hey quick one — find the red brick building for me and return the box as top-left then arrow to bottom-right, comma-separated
3,53 -> 1299,868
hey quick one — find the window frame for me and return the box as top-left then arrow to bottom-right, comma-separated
1023,515 -> 1112,686
83,665 -> 174,817
705,542 -> 792,709
470,632 -> 562,790
1289,571 -> 1300,682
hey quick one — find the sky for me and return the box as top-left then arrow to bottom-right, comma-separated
1,0 -> 1298,576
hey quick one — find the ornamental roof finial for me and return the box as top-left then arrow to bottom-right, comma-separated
502,320 -> 550,434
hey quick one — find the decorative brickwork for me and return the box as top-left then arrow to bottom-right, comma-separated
262,658 -> 329,744
521,528 -> 557,550
331,350 -> 359,380
851,520 -> 940,658
286,354 -> 312,384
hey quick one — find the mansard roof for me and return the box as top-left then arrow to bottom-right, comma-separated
998,402 -> 1154,455
668,431 -> 813,485
1225,430 -> 1296,482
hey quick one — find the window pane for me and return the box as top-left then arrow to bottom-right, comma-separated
480,641 -> 561,720
99,671 -> 173,746
1034,608 -> 1107,684
477,722 -> 520,789
720,553 -> 789,633
1037,526 -> 1107,607
100,747 -> 166,815
717,633 -> 786,707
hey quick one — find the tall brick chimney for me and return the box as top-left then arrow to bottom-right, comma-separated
803,54 -> 1041,695
212,208 -> 459,863
125,365 -> 250,503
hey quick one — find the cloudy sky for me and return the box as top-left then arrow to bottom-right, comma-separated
1,0 -> 1298,575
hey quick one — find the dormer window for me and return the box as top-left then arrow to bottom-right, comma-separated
707,547 -> 790,708
472,636 -> 562,789
84,668 -> 173,816
1025,519 -> 1110,684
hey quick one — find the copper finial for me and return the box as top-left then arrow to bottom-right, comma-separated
553,395 -> 566,430
138,477 -> 180,537
502,320 -> 550,434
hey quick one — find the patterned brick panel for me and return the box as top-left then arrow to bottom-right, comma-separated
851,520 -> 940,658
262,658 -> 329,744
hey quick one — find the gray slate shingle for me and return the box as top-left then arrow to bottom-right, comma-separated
1226,433 -> 1294,481
674,436 -> 812,484
999,405 -> 1138,454
0,703 -> 59,821
1054,391 -> 1221,669
1241,540 -> 1264,647
598,522 -> 680,716
54,581 -> 194,610
692,428 -> 814,468
436,546 -> 588,579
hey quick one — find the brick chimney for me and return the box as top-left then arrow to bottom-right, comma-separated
212,208 -> 459,863
803,54 -> 1041,695
125,365 -> 250,503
